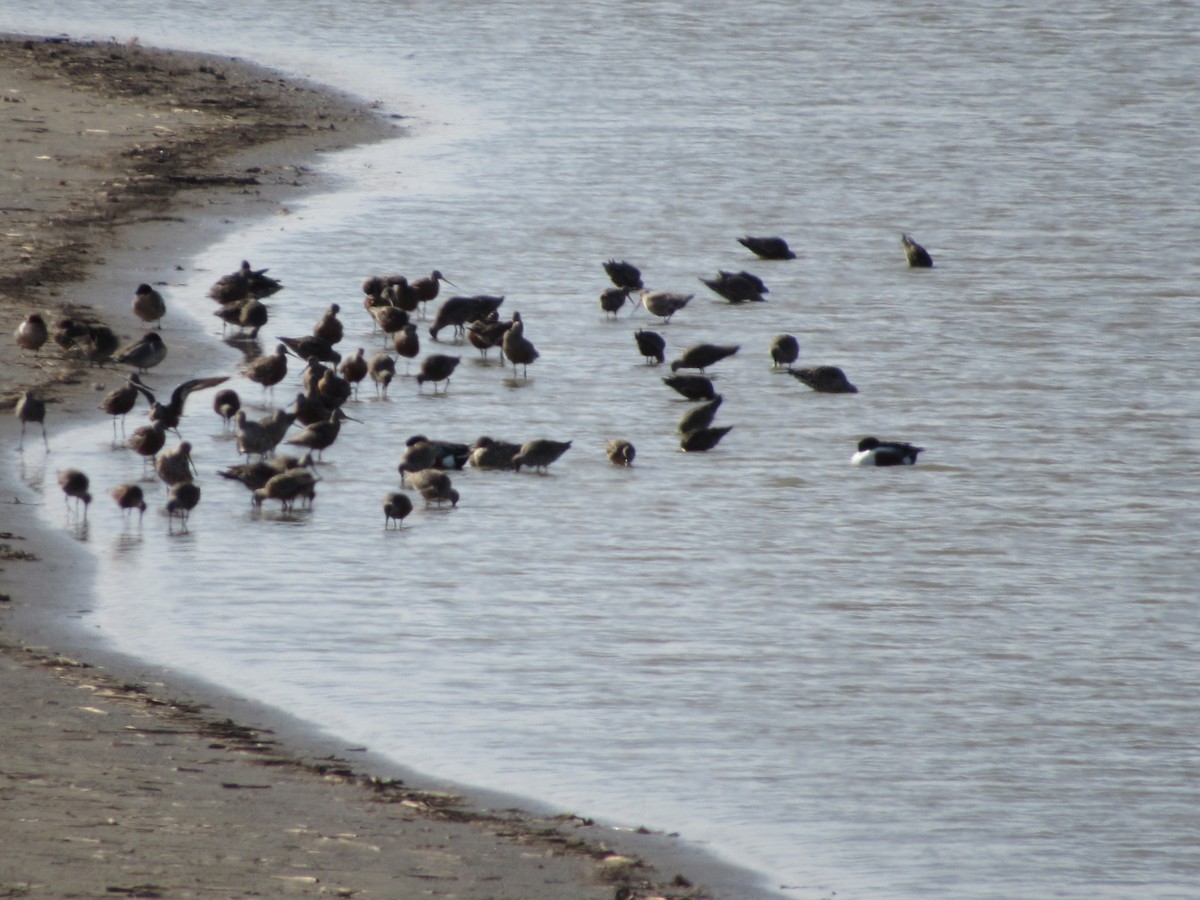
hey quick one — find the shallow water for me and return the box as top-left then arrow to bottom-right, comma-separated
13,2 -> 1200,897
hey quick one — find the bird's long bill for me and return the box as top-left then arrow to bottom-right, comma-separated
441,277 -> 459,288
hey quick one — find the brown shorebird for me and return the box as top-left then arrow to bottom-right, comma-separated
770,334 -> 800,368
235,410 -> 280,460
700,270 -> 767,304
52,317 -> 90,353
603,259 -> 643,291
127,421 -> 167,465
317,366 -> 352,408
410,270 -> 455,315
58,468 -> 91,518
98,374 -> 148,440
639,290 -> 692,323
14,313 -> 49,354
213,388 -> 241,430
599,287 -> 630,319
606,439 -> 636,467
678,395 -> 723,434
384,275 -> 418,313
253,468 -> 318,511
370,304 -> 410,346
114,331 -> 167,372
662,373 -> 717,401
738,235 -> 796,260
15,391 -> 48,451
339,347 -> 368,397
466,312 -> 511,360
787,366 -> 858,394
77,324 -> 121,366
429,295 -> 504,341
244,344 -> 289,397
219,454 -> 313,496
670,343 -> 739,373
146,376 -> 230,433
155,440 -> 197,486
383,491 -> 414,528
680,425 -> 733,452
279,334 -> 340,365
901,233 -> 933,268
392,323 -> 420,373
166,482 -> 201,532
132,283 -> 167,328
313,303 -> 344,346
110,483 -> 147,524
284,408 -> 357,461
468,436 -> 522,470
208,260 -> 282,304
502,312 -> 539,378
417,354 -> 461,393
513,438 -> 572,474
634,329 -> 666,365
405,468 -> 459,507
368,352 -> 396,397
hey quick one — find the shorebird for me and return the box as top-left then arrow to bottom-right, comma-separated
670,343 -> 740,373
392,323 -> 420,373
502,312 -> 539,378
738,235 -> 797,260
466,312 -> 511,360
166,482 -> 201,533
383,275 -> 418,313
410,270 -> 455,315
77,324 -> 121,366
15,391 -> 48,451
370,304 -> 409,346
253,468 -> 318,511
339,347 -> 368,397
383,491 -> 414,528
468,436 -> 522,470
852,436 -> 924,466
513,438 -> 572,474
243,344 -> 289,397
58,468 -> 91,518
901,233 -> 933,268
317,366 -> 352,408
98,374 -> 148,439
639,290 -> 692,323
313,303 -> 344,346
599,287 -> 630,319
429,295 -> 504,341
14,313 -> 49,354
417,354 -> 461,393
155,440 -> 197,486
662,373 -> 717,401
680,425 -> 733,452
770,334 -> 800,368
678,395 -> 723,434
235,410 -> 280,460
110,483 -> 147,524
399,435 -> 470,481
208,259 -> 283,303
146,376 -> 230,433
700,270 -> 767,303
405,468 -> 459,507
279,334 -> 340,365
219,454 -> 313,496
132,283 -> 167,327
606,439 -> 636,467
284,407 -> 357,461
603,259 -> 643,292
212,388 -> 241,430
235,298 -> 269,338
127,421 -> 167,465
114,331 -> 167,372
787,366 -> 858,394
634,329 -> 666,365
368,352 -> 396,397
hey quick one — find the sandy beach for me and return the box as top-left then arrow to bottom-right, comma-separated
0,35 -> 731,899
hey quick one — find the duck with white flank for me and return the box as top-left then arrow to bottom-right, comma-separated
851,437 -> 924,467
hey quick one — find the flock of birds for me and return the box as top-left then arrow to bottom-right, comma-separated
12,234 -> 931,533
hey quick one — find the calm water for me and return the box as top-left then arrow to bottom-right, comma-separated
13,2 -> 1200,897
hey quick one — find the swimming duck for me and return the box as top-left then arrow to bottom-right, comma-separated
901,234 -> 933,268
851,437 -> 923,466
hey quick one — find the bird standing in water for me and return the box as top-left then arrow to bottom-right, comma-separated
15,391 -> 48,451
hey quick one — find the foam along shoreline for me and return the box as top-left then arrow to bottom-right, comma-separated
0,35 -> 778,899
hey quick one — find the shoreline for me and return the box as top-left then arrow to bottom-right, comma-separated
1,36 -> 771,899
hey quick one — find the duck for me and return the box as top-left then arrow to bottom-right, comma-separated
110,483 -> 148,524
738,235 -> 796,260
398,435 -> 470,482
787,366 -> 858,394
670,343 -> 740,373
113,331 -> 167,372
851,437 -> 924,467
770,334 -> 800,368
468,436 -> 522,470
606,439 -> 636,467
901,233 -> 933,268
132,283 -> 167,328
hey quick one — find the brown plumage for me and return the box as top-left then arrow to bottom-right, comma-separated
634,329 -> 666,365
468,436 -> 522,470
606,439 -> 636,467
58,468 -> 91,518
111,483 -> 147,524
901,233 -> 933,268
513,439 -> 572,474
662,374 -> 717,401
127,421 -> 168,463
429,295 -> 504,341
770,334 -> 800,367
313,303 -> 344,345
680,425 -> 733,452
677,395 -> 723,434
14,313 -> 49,354
383,491 -> 414,528
405,468 -> 459,507
339,347 -> 369,397
670,343 -> 740,373
416,354 -> 461,392
132,283 -> 167,327
253,469 -> 318,511
155,441 -> 196,486
368,352 -> 396,397
213,388 -> 241,430
98,374 -> 148,439
244,344 -> 289,395
392,324 -> 420,371
639,290 -> 692,323
166,482 -> 201,532
502,312 -> 539,377
16,391 -> 48,451
787,366 -> 858,394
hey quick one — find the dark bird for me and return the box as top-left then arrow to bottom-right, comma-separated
599,287 -> 631,319
671,343 -> 740,373
384,275 -> 419,313
339,348 -> 368,397
700,270 -> 767,303
146,376 -> 230,433
77,324 -> 121,366
52,317 -> 90,352
603,259 -> 643,292
114,331 -> 167,372
662,373 -> 717,401
127,421 -> 167,464
132,283 -> 166,327
401,435 -> 471,474
313,303 -> 344,346
468,436 -> 522,470
155,440 -> 197,486
429,295 -> 504,341
166,482 -> 201,532
638,290 -> 692,323
466,312 -> 512,360
110,483 -> 147,524
368,352 -> 396,397
770,334 -> 800,368
213,388 -> 241,430
208,259 -> 283,304
370,304 -> 410,345
15,391 -> 48,451
606,439 -> 636,467
317,366 -> 353,408
788,366 -> 858,394
98,374 -> 148,439
677,395 -> 723,434
14,313 -> 49,354
634,329 -> 666,365
410,270 -> 455,313
58,468 -> 91,518
680,425 -> 733,452
738,235 -> 796,260
219,454 -> 313,496
285,408 -> 357,461
233,298 -> 269,339
279,334 -> 341,365
901,233 -> 933,268
253,468 -> 318,511
383,491 -> 414,528
244,343 -> 289,397
406,468 -> 459,507
513,439 -> 572,474
392,323 -> 420,372
502,312 -> 539,377
417,354 -> 461,393
851,436 -> 924,467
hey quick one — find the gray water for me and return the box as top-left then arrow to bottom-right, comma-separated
11,2 -> 1200,897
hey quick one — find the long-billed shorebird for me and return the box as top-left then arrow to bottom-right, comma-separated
670,343 -> 740,373
383,491 -> 414,528
417,354 -> 461,393
502,312 -> 539,378
603,259 -> 643,292
513,438 -> 572,474
639,290 -> 692,323
405,468 -> 459,507
15,391 -> 48,451
787,365 -> 858,394
166,482 -> 201,533
58,468 -> 91,518
244,344 -> 289,398
110,483 -> 147,524
368,352 -> 396,398
635,329 -> 666,365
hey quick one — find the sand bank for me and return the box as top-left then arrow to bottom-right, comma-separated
0,35 -> 758,899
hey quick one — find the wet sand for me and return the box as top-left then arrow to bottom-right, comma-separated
0,35 -> 756,899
